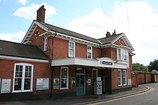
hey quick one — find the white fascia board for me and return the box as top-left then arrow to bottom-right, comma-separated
51,57 -> 128,69
22,21 -> 37,43
51,57 -> 98,66
123,34 -> 135,51
114,63 -> 128,69
54,33 -> 100,47
0,55 -> 49,63
34,21 -> 49,31
22,20 -> 50,43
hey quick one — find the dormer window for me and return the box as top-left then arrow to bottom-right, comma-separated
87,46 -> 92,59
117,48 -> 128,61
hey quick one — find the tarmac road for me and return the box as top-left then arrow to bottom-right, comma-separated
0,83 -> 157,105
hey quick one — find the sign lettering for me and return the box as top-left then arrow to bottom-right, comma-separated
101,61 -> 113,65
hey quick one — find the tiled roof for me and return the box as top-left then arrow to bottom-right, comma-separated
40,22 -> 99,43
0,40 -> 49,60
39,22 -> 124,45
98,33 -> 122,44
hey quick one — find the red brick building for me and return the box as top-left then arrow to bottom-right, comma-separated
0,5 -> 135,100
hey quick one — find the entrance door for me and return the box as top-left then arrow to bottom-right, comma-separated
76,75 -> 84,96
103,76 -> 110,93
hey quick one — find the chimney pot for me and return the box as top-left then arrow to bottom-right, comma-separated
112,30 -> 116,35
36,5 -> 46,23
106,31 -> 111,37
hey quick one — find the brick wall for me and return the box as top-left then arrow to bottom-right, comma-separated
111,69 -> 132,92
114,38 -> 127,46
132,72 -> 158,87
48,37 -> 101,60
76,42 -> 87,58
0,59 -> 51,95
101,47 -> 117,60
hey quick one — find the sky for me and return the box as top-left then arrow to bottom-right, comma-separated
0,0 -> 158,66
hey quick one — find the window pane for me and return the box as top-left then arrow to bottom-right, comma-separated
69,42 -> 75,57
15,65 -> 23,77
88,46 -> 91,51
61,68 -> 68,88
71,42 -> 74,49
24,79 -> 31,90
61,78 -> 67,88
61,69 -> 67,78
87,46 -> 92,59
123,70 -> 127,85
118,49 -> 121,60
25,66 -> 32,77
69,42 -> 74,49
88,52 -> 92,58
14,78 -> 22,90
69,50 -> 74,57
118,70 -> 122,86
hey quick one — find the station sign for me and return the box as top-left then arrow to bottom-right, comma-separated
101,61 -> 113,65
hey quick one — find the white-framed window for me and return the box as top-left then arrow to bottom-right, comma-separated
117,48 -> 128,61
44,37 -> 48,51
68,41 -> 75,57
13,63 -> 33,92
92,69 -> 98,86
118,69 -> 127,86
87,46 -> 92,59
122,70 -> 127,85
60,67 -> 69,89
118,69 -> 122,86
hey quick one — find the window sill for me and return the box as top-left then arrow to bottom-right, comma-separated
12,90 -> 33,93
60,88 -> 69,90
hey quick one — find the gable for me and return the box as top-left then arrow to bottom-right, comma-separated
114,38 -> 127,46
112,34 -> 134,51
22,20 -> 49,44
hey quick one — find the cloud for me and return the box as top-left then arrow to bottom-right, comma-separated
68,9 -> 115,38
68,1 -> 158,65
0,31 -> 25,43
16,0 -> 27,5
13,3 -> 57,22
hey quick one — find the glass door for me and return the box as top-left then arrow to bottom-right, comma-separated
76,75 -> 84,96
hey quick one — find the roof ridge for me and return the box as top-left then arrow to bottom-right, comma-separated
0,39 -> 37,47
40,22 -> 98,41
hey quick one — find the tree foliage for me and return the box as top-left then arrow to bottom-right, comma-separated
132,63 -> 148,72
148,60 -> 158,72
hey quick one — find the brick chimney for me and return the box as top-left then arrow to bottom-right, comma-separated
106,31 -> 111,37
36,5 -> 46,23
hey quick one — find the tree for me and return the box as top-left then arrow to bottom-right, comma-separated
132,63 -> 148,72
148,60 -> 158,72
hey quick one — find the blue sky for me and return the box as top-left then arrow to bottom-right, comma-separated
1,0 -> 158,66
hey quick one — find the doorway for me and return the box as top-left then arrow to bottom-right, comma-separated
103,76 -> 110,93
76,69 -> 85,96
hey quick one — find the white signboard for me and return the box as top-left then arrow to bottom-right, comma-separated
1,79 -> 11,93
36,78 -> 49,90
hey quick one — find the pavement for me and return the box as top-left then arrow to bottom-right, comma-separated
0,84 -> 150,105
